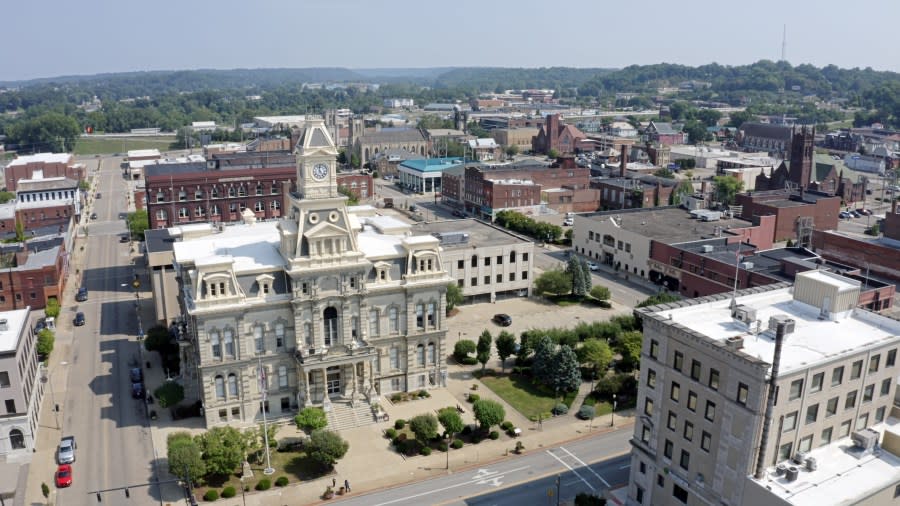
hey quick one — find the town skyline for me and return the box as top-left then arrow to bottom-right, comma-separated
3,0 -> 899,82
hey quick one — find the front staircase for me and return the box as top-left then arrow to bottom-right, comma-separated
325,399 -> 377,431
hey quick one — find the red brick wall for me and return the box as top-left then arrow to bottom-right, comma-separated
727,214 -> 776,250
336,174 -> 374,199
5,160 -> 83,191
486,181 -> 542,210
0,247 -> 67,311
882,210 -> 900,240
736,192 -> 840,241
811,230 -> 900,280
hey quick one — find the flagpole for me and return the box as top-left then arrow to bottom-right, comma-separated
731,245 -> 742,302
258,356 -> 275,475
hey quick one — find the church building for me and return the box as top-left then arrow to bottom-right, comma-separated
170,118 -> 450,429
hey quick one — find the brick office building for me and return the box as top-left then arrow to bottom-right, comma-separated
336,173 -> 374,200
145,154 -> 296,229
735,189 -> 840,242
0,231 -> 70,311
811,229 -> 900,281
4,153 -> 84,191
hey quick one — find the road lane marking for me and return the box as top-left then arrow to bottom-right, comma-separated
618,464 -> 631,470
546,450 -> 596,492
373,465 -> 530,506
559,446 -> 611,487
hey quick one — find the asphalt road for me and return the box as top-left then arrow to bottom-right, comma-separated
54,157 -> 163,505
333,429 -> 631,506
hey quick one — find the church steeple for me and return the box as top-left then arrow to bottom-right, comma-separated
295,117 -> 340,200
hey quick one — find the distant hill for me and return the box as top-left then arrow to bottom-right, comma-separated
431,67 -> 615,92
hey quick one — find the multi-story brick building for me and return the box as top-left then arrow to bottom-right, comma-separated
4,153 -> 85,192
532,114 -> 587,155
336,173 -> 373,200
0,308 -> 43,456
735,189 -> 840,242
0,231 -> 71,311
626,272 -> 900,506
144,155 -> 295,229
12,177 -> 81,232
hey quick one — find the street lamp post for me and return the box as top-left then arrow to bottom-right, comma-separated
610,394 -> 617,427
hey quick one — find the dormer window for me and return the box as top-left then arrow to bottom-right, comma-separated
380,270 -> 386,281
301,282 -> 309,295
209,283 -> 217,296
262,283 -> 269,294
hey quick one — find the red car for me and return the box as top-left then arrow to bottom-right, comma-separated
56,464 -> 73,488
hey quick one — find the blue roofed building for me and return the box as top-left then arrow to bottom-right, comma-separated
397,157 -> 467,194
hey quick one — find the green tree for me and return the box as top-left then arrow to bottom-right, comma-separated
350,153 -> 361,168
154,381 -> 185,408
41,482 -> 50,500
294,407 -> 328,436
44,297 -> 60,318
712,175 -> 744,205
505,144 -> 519,159
495,331 -> 516,372
636,292 -> 681,307
445,283 -> 464,312
548,345 -> 581,394
589,285 -> 611,301
578,338 -> 613,376
534,269 -> 572,297
305,429 -> 349,470
409,413 -> 439,445
453,339 -> 476,363
36,328 -> 55,359
727,110 -> 754,128
472,399 -> 505,431
670,180 -> 695,206
197,426 -> 247,476
567,256 -> 586,297
0,191 -> 15,204
167,431 -> 206,483
547,148 -> 560,159
336,149 -> 348,165
7,112 -> 81,152
437,407 -> 465,439
697,108 -> 723,127
682,119 -> 712,144
126,210 -> 149,241
144,325 -> 171,353
14,219 -> 24,243
531,335 -> 556,386
615,331 -> 644,371
653,168 -> 675,179
338,185 -> 359,205
579,258 -> 592,293
476,330 -> 493,372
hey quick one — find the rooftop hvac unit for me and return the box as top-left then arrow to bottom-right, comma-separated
792,452 -> 807,465
785,466 -> 799,483
725,336 -> 744,351
701,244 -> 715,253
731,304 -> 757,324
851,428 -> 879,451
768,315 -> 796,334
700,212 -> 721,222
740,262 -> 755,269
805,457 -> 817,471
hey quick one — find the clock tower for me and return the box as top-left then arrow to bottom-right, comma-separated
295,117 -> 339,200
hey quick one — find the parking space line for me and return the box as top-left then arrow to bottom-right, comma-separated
546,450 -> 596,492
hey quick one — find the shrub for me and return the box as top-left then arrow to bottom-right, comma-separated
275,476 -> 289,487
451,439 -> 464,449
438,441 -> 449,452
203,489 -> 219,501
255,479 -> 271,491
515,441 -> 525,453
460,356 -> 478,365
467,393 -> 480,403
221,487 -> 236,498
578,405 -> 597,420
500,421 -> 514,431
390,393 -> 403,403
420,446 -> 432,456
385,428 -> 398,439
453,339 -> 477,362
489,431 -> 500,440
553,403 -> 569,415
597,301 -> 612,309
417,389 -> 430,398
394,419 -> 406,430
461,425 -> 473,436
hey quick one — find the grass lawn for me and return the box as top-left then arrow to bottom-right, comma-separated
195,448 -> 327,499
74,136 -> 175,155
478,373 -> 578,421
580,394 -> 613,416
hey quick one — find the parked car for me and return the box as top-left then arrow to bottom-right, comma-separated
57,436 -> 76,464
492,313 -> 512,326
34,319 -> 47,333
55,464 -> 73,488
130,367 -> 143,383
95,192 -> 101,199
563,218 -> 574,226
856,208 -> 872,216
119,235 -> 130,243
452,209 -> 465,218
73,312 -> 85,327
131,382 -> 145,399
587,261 -> 599,271
839,211 -> 851,219
90,212 -> 98,220
850,210 -> 861,218
75,287 -> 88,302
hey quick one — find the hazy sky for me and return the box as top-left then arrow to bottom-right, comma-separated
4,0 -> 898,82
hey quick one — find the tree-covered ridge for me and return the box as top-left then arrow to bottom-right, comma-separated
431,67 -> 615,93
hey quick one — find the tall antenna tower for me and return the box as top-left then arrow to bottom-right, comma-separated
781,24 -> 787,62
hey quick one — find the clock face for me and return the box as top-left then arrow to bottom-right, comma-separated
312,163 -> 329,180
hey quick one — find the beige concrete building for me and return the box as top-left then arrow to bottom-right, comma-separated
413,219 -> 534,303
169,119 -> 450,429
627,271 -> 900,506
0,308 -> 43,455
491,128 -> 539,152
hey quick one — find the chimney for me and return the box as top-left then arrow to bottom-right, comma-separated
754,322 -> 788,479
620,145 -> 628,177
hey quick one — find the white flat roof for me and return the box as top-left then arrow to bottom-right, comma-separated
254,115 -> 306,124
661,287 -> 900,374
752,417 -> 900,506
127,149 -> 160,158
173,221 -> 285,272
0,309 -> 30,353
8,153 -> 71,166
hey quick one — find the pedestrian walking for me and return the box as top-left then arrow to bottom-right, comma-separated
345,479 -> 351,492
332,477 -> 336,488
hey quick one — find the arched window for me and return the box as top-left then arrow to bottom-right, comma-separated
215,375 -> 225,399
427,342 -> 435,364
228,187 -> 236,197
323,307 -> 338,346
417,344 -> 425,366
211,204 -> 220,216
223,330 -> 234,358
389,307 -> 399,333
210,331 -> 221,358
227,373 -> 238,396
9,429 -> 24,449
254,201 -> 264,212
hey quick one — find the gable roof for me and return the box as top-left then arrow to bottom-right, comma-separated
649,122 -> 679,135
359,129 -> 426,144
740,122 -> 792,142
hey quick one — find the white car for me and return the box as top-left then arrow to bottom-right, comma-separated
563,218 -> 574,226
587,262 -> 599,271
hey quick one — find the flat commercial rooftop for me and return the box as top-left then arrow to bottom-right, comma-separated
7,153 -> 71,166
751,417 -> 900,506
0,308 -> 29,353
411,219 -> 530,250
173,221 -> 285,272
582,206 -> 755,245
661,287 -> 900,374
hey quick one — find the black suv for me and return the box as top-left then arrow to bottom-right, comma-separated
73,312 -> 85,326
129,368 -> 143,383
492,314 -> 512,326
75,287 -> 88,302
